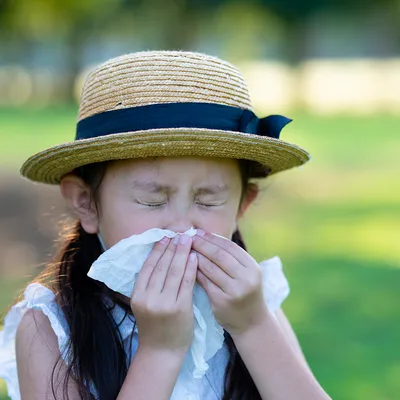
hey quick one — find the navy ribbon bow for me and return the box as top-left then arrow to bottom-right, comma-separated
76,102 -> 292,141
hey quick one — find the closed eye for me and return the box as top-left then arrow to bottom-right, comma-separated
195,201 -> 224,208
147,203 -> 166,208
137,200 -> 166,208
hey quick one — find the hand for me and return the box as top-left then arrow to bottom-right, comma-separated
192,230 -> 270,337
130,235 -> 198,355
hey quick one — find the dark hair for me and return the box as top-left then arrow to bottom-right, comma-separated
31,158 -> 270,400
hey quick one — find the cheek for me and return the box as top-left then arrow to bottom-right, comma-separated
196,206 -> 238,239
97,198 -> 163,247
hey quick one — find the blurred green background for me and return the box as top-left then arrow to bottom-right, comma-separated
1,1 -> 399,399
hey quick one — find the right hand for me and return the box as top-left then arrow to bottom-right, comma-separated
130,234 -> 198,356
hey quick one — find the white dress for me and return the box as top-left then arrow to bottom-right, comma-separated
0,256 -> 290,400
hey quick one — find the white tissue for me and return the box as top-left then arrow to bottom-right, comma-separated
89,228 -> 198,298
87,228 -> 286,400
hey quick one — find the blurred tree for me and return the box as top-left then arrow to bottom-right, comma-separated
0,0 -> 397,101
119,0 -> 206,49
0,0 -> 128,100
255,0 -> 384,63
0,0 -> 14,30
117,0 -> 395,63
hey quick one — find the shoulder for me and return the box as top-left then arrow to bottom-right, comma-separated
16,303 -> 80,399
13,283 -> 70,350
16,307 -> 58,348
0,282 -> 78,399
16,307 -> 60,374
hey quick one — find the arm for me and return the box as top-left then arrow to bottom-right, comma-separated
231,308 -> 331,400
16,309 -> 81,400
116,347 -> 185,400
274,308 -> 315,375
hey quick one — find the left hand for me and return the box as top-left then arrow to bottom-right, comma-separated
192,230 -> 271,337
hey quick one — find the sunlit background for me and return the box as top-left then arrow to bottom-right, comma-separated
0,1 -> 399,399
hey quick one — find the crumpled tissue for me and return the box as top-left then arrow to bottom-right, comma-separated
87,228 -> 286,400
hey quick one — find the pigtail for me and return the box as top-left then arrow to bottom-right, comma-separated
36,221 -> 132,400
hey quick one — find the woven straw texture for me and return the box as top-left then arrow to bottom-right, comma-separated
20,50 -> 311,184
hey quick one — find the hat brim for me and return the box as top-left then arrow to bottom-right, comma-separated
20,128 -> 311,184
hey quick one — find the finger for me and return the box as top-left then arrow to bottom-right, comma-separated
135,237 -> 171,292
196,267 -> 222,296
177,252 -> 198,301
163,235 -> 192,294
192,235 -> 241,278
147,237 -> 179,292
196,230 -> 251,266
196,252 -> 234,293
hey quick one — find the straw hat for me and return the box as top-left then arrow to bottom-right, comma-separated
20,50 -> 311,184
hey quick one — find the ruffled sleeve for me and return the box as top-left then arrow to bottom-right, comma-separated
259,256 -> 290,312
0,283 -> 70,400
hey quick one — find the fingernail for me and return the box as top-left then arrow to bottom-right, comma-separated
179,234 -> 190,244
197,229 -> 206,237
160,236 -> 169,244
172,235 -> 180,245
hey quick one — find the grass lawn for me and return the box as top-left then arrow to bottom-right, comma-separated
0,107 -> 399,400
0,381 -> 7,400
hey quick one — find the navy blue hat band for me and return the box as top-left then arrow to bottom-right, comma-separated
75,102 -> 291,141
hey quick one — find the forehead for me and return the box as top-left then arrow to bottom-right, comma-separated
105,156 -> 242,185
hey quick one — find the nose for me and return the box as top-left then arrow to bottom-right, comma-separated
164,209 -> 195,233
165,218 -> 193,234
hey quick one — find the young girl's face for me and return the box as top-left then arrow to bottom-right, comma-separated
93,157 -> 249,249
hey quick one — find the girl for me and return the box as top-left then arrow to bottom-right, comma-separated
0,50 -> 331,400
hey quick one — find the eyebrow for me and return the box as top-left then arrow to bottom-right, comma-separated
132,180 -> 171,193
131,180 -> 229,195
195,184 -> 229,196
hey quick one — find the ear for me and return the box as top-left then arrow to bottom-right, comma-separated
237,183 -> 259,220
60,174 -> 99,234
